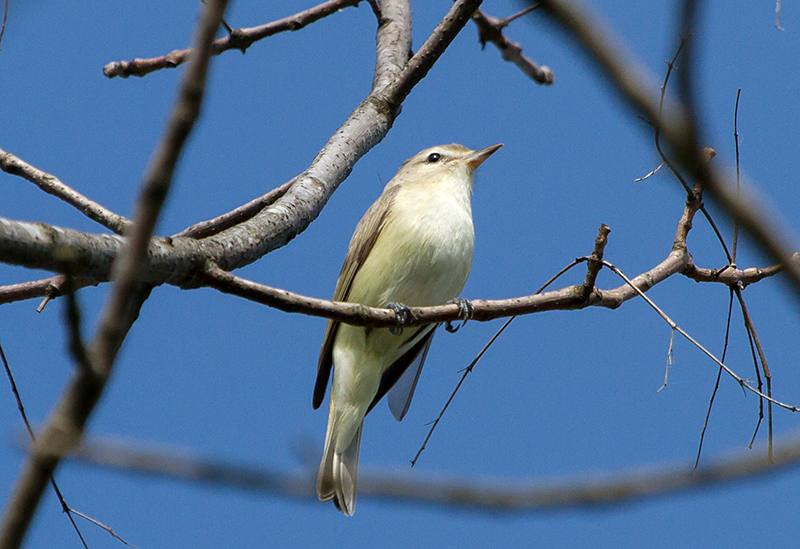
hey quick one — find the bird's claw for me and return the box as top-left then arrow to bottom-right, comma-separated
445,298 -> 473,333
387,302 -> 413,336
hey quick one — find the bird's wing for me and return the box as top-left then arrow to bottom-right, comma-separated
313,185 -> 401,409
385,327 -> 436,421
367,326 -> 436,418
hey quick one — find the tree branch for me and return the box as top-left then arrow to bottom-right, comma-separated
103,0 -> 367,79
535,0 -> 800,301
0,275 -> 98,307
471,7 -> 555,85
64,432 -> 800,512
1,0 -> 483,286
201,190 -> 785,327
0,147 -> 131,235
0,1 -> 229,547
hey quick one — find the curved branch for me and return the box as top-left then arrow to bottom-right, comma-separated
103,0 -> 366,79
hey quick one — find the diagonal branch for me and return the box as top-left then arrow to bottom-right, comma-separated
103,0 -> 366,79
471,7 -> 555,84
0,1 -> 229,547
603,259 -> 796,412
0,147 -> 131,235
173,178 -> 296,239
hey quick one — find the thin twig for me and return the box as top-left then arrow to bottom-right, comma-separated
733,287 -> 773,462
602,260 -> 798,412
742,313 -> 764,445
732,88 -> 742,264
0,343 -> 89,548
173,177 -> 296,239
0,0 -> 8,49
694,287 -> 735,470
68,509 -> 138,548
502,4 -> 541,25
657,328 -> 675,392
649,38 -> 732,263
634,162 -> 663,182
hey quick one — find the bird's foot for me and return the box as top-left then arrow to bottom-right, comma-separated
387,302 -> 414,336
445,298 -> 473,333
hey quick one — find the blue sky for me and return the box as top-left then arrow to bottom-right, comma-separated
2,0 -> 800,547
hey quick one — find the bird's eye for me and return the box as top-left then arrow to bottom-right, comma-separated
426,152 -> 441,163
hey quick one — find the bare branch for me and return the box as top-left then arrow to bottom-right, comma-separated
103,0 -> 366,79
602,259 -> 798,412
471,8 -> 554,84
683,256 -> 794,286
0,275 -> 97,307
733,287 -> 773,460
200,201 -> 791,329
201,260 -> 594,328
66,433 -> 800,512
173,178 -> 296,239
695,288 -> 736,469
0,147 -> 131,235
0,1 -> 229,546
0,0 -> 8,50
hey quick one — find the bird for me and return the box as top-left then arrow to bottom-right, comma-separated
313,142 -> 502,515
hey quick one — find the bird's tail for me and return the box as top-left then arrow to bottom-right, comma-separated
317,404 -> 363,516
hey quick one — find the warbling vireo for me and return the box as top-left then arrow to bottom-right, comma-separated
313,143 -> 502,515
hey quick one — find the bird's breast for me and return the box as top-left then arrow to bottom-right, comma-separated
348,185 -> 475,308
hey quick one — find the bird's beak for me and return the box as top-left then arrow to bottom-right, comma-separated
465,143 -> 503,170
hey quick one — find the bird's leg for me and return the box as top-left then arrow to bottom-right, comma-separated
445,298 -> 473,333
387,302 -> 414,336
